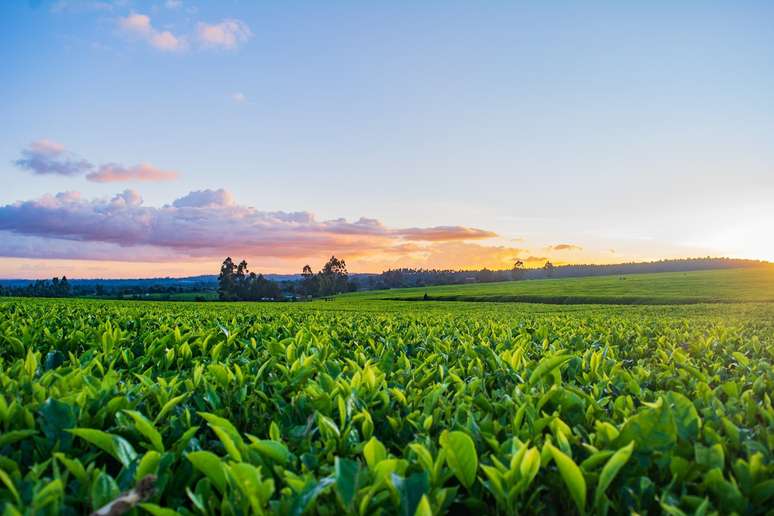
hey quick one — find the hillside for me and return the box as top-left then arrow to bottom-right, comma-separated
346,268 -> 774,305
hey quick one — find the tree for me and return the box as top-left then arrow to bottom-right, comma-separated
320,256 -> 349,295
300,264 -> 317,297
58,276 -> 70,297
218,257 -> 282,301
218,257 -> 238,300
236,260 -> 249,299
512,259 -> 525,280
543,261 -> 555,278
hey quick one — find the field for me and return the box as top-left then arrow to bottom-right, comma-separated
348,268 -> 774,305
0,270 -> 773,515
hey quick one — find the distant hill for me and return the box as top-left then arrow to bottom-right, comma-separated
0,257 -> 769,290
0,273 -> 372,288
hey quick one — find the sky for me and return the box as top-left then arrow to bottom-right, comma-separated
1,0 -> 773,278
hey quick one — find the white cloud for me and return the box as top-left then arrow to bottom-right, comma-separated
118,13 -> 186,52
197,19 -> 252,49
231,92 -> 246,103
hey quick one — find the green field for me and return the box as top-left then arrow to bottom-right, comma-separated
0,270 -> 773,515
347,267 -> 774,305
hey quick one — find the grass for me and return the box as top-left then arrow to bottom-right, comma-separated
341,267 -> 774,305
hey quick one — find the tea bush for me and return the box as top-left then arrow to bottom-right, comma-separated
0,299 -> 772,514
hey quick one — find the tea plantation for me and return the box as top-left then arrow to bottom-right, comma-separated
0,287 -> 772,514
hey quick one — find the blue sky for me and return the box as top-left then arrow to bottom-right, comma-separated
1,1 -> 773,277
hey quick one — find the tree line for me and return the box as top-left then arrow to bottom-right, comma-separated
217,255 -> 355,301
2,256 -> 768,300
351,257 -> 768,290
0,277 -> 72,298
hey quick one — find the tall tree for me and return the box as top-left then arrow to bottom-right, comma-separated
512,259 -> 525,280
218,257 -> 237,300
300,264 -> 317,297
320,256 -> 349,295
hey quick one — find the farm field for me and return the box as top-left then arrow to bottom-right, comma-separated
347,267 -> 774,305
0,274 -> 773,514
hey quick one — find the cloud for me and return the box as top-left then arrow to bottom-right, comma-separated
551,243 -> 583,251
13,140 -> 93,176
396,226 -> 497,241
118,13 -> 186,52
0,189 -> 504,266
172,189 -> 234,208
165,0 -> 182,9
231,92 -> 246,103
14,140 -> 179,183
197,19 -> 252,49
86,163 -> 179,183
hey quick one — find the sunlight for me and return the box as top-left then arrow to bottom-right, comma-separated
706,216 -> 774,262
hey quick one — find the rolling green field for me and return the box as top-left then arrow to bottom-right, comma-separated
347,267 -> 774,305
0,269 -> 773,515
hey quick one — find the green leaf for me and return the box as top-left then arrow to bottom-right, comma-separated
33,479 -> 63,509
187,451 -> 226,494
228,462 -> 275,511
0,430 -> 36,447
137,451 -> 162,482
594,441 -> 634,507
334,457 -> 360,510
665,392 -> 701,442
124,410 -> 164,452
440,430 -> 478,489
210,425 -> 242,461
198,412 -> 240,437
91,471 -> 120,511
0,467 -> 21,505
528,355 -> 573,387
154,394 -> 187,424
289,477 -> 335,516
248,438 -> 290,465
392,471 -> 430,516
54,453 -> 89,486
363,436 -> 387,468
695,443 -> 724,470
520,447 -> 541,484
547,443 -> 586,514
615,398 -> 676,453
68,428 -> 116,456
39,398 -> 76,449
139,503 -> 180,516
113,436 -> 139,467
68,428 -> 137,467
414,495 -> 432,516
317,413 -> 341,440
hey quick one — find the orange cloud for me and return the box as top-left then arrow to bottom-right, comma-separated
0,189 -> 504,273
551,244 -> 583,251
86,163 -> 179,183
396,226 -> 497,241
